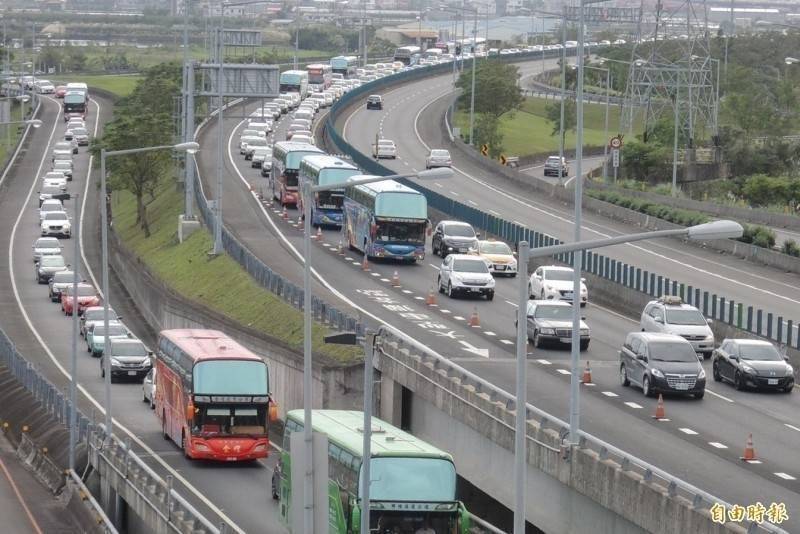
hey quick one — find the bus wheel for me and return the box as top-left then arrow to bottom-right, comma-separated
162,413 -> 169,440
181,431 -> 190,458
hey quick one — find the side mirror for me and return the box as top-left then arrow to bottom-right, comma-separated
654,316 -> 663,323
635,353 -> 646,361
475,232 -> 481,238
148,351 -> 154,357
269,404 -> 279,423
581,277 -> 586,283
706,318 -> 714,325
698,354 -> 704,361
729,355 -> 739,362
581,316 -> 586,321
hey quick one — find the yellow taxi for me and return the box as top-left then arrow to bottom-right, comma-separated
471,239 -> 517,277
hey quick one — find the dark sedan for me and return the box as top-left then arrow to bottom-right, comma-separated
712,339 -> 794,393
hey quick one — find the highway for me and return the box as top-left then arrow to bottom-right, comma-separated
193,56 -> 800,531
0,94 -> 287,533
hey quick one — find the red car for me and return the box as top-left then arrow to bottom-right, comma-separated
61,283 -> 100,316
55,86 -> 67,98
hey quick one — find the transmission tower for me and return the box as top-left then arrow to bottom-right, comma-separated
623,0 -> 719,147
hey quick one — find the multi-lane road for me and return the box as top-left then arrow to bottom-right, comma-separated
194,56 -> 800,530
0,94 -> 287,533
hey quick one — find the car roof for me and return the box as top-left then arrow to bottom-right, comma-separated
632,332 -> 691,343
724,338 -> 773,347
36,237 -> 60,244
448,254 -> 484,261
542,265 -> 571,272
529,299 -> 571,307
648,299 -> 698,310
441,220 -> 472,227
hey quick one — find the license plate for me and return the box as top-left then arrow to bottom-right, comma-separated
470,288 -> 481,293
496,265 -> 506,270
563,292 -> 573,298
559,338 -> 571,344
673,383 -> 689,390
768,379 -> 779,385
226,457 -> 238,462
127,371 -> 137,376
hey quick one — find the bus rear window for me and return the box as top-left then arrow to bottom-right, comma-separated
363,457 -> 456,502
193,360 -> 268,395
375,192 -> 427,219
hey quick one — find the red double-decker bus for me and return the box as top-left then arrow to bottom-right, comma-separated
155,329 -> 277,461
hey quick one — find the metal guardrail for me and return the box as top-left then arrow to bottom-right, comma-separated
0,327 -> 221,534
67,469 -> 118,533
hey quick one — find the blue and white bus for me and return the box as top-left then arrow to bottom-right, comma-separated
343,180 -> 428,262
329,55 -> 358,78
298,155 -> 360,227
393,45 -> 421,65
271,141 -> 324,207
279,70 -> 309,99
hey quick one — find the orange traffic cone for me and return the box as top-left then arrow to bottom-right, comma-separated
652,394 -> 666,419
391,270 -> 401,287
425,287 -> 438,306
740,433 -> 757,461
468,307 -> 480,327
361,255 -> 370,271
282,206 -> 288,220
581,361 -> 593,384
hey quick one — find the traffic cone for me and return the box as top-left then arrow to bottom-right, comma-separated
652,394 -> 666,419
468,307 -> 480,327
581,361 -> 593,384
740,433 -> 757,461
314,226 -> 322,240
391,270 -> 401,287
361,255 -> 370,271
281,206 -> 288,220
425,287 -> 438,306
337,240 -> 344,255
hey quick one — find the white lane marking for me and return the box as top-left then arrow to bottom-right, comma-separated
706,389 -> 734,403
679,428 -> 699,435
410,95 -> 800,307
484,331 -> 496,336
512,220 -> 525,226
380,278 -> 390,282
440,309 -> 451,314
601,391 -> 618,397
351,261 -> 361,266
345,256 -> 354,261
500,339 -> 513,345
402,289 -> 412,294
708,442 -> 728,449
453,315 -> 465,321
427,264 -> 439,270
414,296 -> 424,300
557,369 -> 571,375
505,300 -> 518,307
459,340 -> 489,358
13,99 -> 245,532
467,200 -> 478,207
785,424 -> 800,432
624,402 -> 643,409
536,359 -> 551,365
450,191 -> 460,197
370,272 -> 380,277
774,472 -> 796,480
489,209 -> 500,216
434,182 -> 443,188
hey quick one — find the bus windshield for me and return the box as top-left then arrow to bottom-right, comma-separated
376,220 -> 426,244
363,457 -> 456,502
318,190 -> 344,210
375,192 -> 426,219
193,360 -> 269,395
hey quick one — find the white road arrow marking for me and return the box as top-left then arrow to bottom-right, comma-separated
459,340 -> 489,358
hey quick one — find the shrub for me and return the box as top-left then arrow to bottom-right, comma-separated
784,240 -> 800,257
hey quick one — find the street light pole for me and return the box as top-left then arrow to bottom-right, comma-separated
213,7 -> 224,255
468,8 -> 477,145
513,241 -> 530,534
69,193 -> 80,471
569,0 -> 586,446
671,81 -> 680,197
360,331 -> 377,534
558,14 -> 566,185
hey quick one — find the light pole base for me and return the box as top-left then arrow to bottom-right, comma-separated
178,214 -> 200,243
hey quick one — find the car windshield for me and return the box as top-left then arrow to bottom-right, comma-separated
738,344 -> 782,361
481,242 -> 512,255
544,269 -> 572,281
55,142 -> 72,150
453,259 -> 488,273
36,240 -> 60,249
66,285 -> 96,297
41,203 -> 61,211
547,157 -> 562,164
112,342 -> 148,357
445,224 -> 475,237
648,342 -> 699,362
665,309 -> 707,325
52,271 -> 75,283
94,324 -> 127,336
73,128 -> 87,135
44,212 -> 68,220
40,256 -> 65,267
431,150 -> 450,157
45,173 -> 65,179
85,309 -> 116,321
54,161 -> 72,168
533,305 -> 572,320
378,140 -> 394,146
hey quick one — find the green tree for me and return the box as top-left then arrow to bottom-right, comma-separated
473,113 -> 504,158
92,63 -> 180,237
456,62 -> 523,117
544,97 -> 576,149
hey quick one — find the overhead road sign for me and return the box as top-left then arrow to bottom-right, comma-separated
562,6 -> 640,23
198,64 -> 280,98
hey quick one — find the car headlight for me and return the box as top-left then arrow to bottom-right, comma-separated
539,328 -> 555,335
579,328 -> 590,335
741,364 -> 755,375
786,365 -> 794,377
651,368 -> 664,378
698,368 -> 706,379
704,334 -> 714,341
110,357 -> 121,366
545,285 -> 553,291
486,278 -> 496,288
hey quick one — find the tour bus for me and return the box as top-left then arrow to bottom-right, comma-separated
393,45 -> 421,65
154,329 -> 277,461
63,90 -> 87,122
271,141 -> 324,207
279,70 -> 309,99
329,55 -> 358,78
298,155 -> 360,227
306,63 -> 332,92
275,410 -> 471,534
422,48 -> 443,61
343,179 -> 428,262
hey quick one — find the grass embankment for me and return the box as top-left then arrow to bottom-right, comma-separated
455,96 -> 643,157
112,177 -> 361,364
81,74 -> 142,97
0,102 -> 26,164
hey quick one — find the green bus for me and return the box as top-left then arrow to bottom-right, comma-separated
273,410 -> 471,534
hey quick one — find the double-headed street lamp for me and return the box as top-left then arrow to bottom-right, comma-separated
571,62 -> 612,182
300,166 -> 453,534
512,219 -> 742,533
99,141 -> 199,435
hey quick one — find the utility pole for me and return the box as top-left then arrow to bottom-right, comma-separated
213,13 -> 224,255
182,0 -> 194,220
558,13 -> 566,185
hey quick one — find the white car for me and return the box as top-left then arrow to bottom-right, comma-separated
280,92 -> 300,107
54,140 -> 78,155
71,127 -> 90,146
52,160 -> 73,180
142,367 -> 157,409
640,296 -> 715,358
241,128 -> 266,139
425,149 -> 452,169
244,136 -> 269,160
36,80 -> 55,94
291,134 -> 314,145
528,265 -> 588,306
437,254 -> 495,300
41,211 -> 72,237
39,199 -> 64,224
251,146 -> 272,168
52,144 -> 73,161
309,94 -> 328,108
32,237 -> 62,263
373,139 -> 397,159
247,121 -> 272,135
42,174 -> 68,190
240,135 -> 263,155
